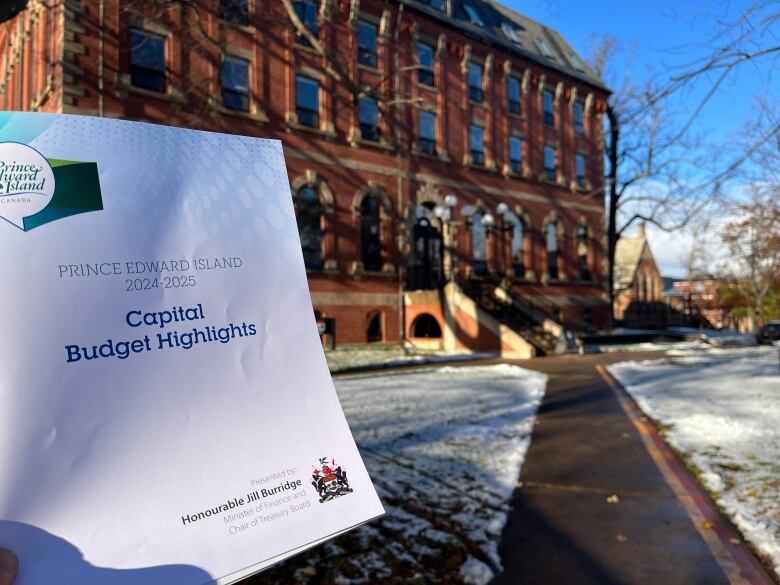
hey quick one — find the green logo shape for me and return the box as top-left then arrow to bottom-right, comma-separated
22,158 -> 103,231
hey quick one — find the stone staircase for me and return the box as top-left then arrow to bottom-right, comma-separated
457,276 -> 566,356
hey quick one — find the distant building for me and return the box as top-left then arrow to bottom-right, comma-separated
613,224 -> 665,328
1,0 -> 611,354
663,276 -> 732,330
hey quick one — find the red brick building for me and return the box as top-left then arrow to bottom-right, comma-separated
1,0 -> 610,355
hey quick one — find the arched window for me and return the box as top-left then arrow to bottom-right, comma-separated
367,311 -> 383,342
546,221 -> 559,280
411,313 -> 442,338
508,213 -> 525,277
296,186 -> 323,270
576,225 -> 590,280
361,195 -> 382,272
472,211 -> 487,275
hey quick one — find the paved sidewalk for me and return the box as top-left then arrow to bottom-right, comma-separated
493,352 -> 772,585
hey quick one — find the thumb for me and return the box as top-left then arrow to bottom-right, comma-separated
0,548 -> 18,585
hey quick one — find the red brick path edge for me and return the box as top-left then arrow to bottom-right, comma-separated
596,365 -> 776,585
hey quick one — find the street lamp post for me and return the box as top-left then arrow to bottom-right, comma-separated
433,194 -> 458,283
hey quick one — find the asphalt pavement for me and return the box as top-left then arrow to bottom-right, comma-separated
492,352 -> 773,585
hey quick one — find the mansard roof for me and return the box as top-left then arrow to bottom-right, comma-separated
404,0 -> 609,92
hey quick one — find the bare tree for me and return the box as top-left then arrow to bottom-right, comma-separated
590,35 -> 713,324
720,185 -> 780,332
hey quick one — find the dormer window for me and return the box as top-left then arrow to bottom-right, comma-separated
501,23 -> 521,44
535,36 -> 554,59
567,51 -> 586,72
420,0 -> 445,9
463,3 -> 484,26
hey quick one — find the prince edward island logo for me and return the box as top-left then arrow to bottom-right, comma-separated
0,142 -> 102,232
312,457 -> 353,503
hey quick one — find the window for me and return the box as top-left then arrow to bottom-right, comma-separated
509,214 -> 524,276
367,311 -> 383,343
463,3 -> 484,26
546,221 -> 559,280
543,89 -> 554,126
576,225 -> 590,280
535,36 -> 554,59
297,186 -> 323,270
417,42 -> 435,86
293,0 -> 319,45
357,19 -> 378,68
361,195 -> 382,271
419,111 -> 436,155
220,0 -> 248,25
358,95 -> 379,141
296,75 -> 320,128
508,76 -> 521,114
501,23 -> 521,44
470,125 -> 484,166
575,153 -> 586,188
509,136 -> 522,174
221,56 -> 249,112
568,50 -> 585,72
130,29 -> 166,93
472,211 -> 487,275
419,0 -> 445,10
544,145 -> 556,181
468,62 -> 483,102
574,100 -> 584,135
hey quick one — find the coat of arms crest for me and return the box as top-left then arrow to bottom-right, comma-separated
311,457 -> 353,503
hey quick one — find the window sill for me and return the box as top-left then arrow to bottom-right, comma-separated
209,99 -> 268,123
285,113 -> 337,138
542,276 -> 569,286
570,180 -> 592,193
220,19 -> 253,32
501,164 -> 525,178
418,82 -> 437,90
539,173 -> 566,187
358,63 -> 380,73
411,144 -> 450,162
294,42 -> 322,56
575,277 -> 599,286
307,259 -> 339,277
349,128 -> 393,150
351,262 -> 396,279
115,79 -> 186,104
464,159 -> 497,173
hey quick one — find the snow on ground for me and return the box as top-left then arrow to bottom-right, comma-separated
325,346 -> 496,373
588,340 -> 707,353
255,364 -> 547,584
608,346 -> 780,578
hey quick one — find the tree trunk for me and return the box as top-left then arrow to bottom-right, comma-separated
606,105 -> 620,329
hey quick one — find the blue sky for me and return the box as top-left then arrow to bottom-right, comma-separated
509,0 -> 774,144
505,0 -> 778,277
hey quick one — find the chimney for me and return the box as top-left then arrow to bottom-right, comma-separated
638,222 -> 646,239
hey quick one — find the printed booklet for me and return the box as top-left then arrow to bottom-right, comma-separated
0,113 -> 384,584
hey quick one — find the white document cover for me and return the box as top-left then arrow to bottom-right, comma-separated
0,112 -> 384,584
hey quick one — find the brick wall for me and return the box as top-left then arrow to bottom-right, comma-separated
2,0 -> 612,345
